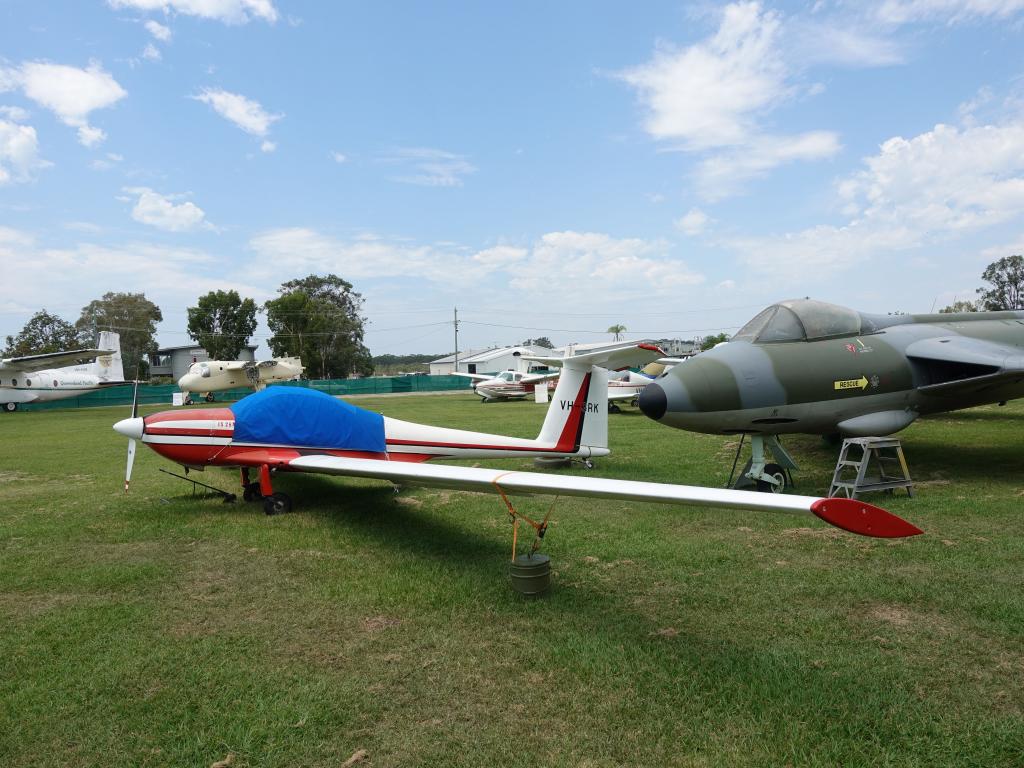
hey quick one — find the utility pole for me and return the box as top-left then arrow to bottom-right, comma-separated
453,307 -> 460,373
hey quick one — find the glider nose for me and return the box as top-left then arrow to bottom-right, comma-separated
638,382 -> 667,420
113,417 -> 144,440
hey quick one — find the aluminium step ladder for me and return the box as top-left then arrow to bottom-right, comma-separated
829,437 -> 914,499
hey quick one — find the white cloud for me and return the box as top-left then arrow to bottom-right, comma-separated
0,61 -> 126,147
109,0 -> 278,24
617,2 -> 787,150
728,119 -> 1024,276
144,20 -> 172,40
141,43 -> 162,62
0,119 -> 48,184
696,131 -> 841,200
259,139 -> 276,153
675,208 -> 711,236
786,21 -> 904,67
193,87 -> 281,142
0,229 -> 266,320
617,2 -> 840,199
876,0 -> 1024,24
247,228 -> 703,302
90,151 -> 124,171
380,147 -> 476,187
330,151 -> 347,163
0,106 -> 30,122
125,187 -> 210,231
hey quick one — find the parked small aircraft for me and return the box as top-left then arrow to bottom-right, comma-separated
454,368 -> 560,402
640,298 -> 1024,490
178,357 -> 303,404
113,341 -> 921,539
0,331 -> 125,412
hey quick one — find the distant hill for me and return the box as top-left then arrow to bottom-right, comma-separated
372,353 -> 445,375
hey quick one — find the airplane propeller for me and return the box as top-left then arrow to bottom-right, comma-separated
114,369 -> 143,493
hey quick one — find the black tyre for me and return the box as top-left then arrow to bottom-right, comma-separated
608,403 -> 621,414
3,402 -> 16,413
755,463 -> 786,493
183,396 -> 193,406
205,393 -> 215,402
263,493 -> 292,515
243,483 -> 263,502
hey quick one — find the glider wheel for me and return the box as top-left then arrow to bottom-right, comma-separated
582,458 -> 595,470
243,483 -> 263,502
263,492 -> 292,516
205,393 -> 215,403
3,402 -> 16,413
755,463 -> 787,494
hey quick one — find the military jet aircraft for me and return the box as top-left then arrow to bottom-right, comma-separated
112,340 -> 921,539
639,298 -> 1024,491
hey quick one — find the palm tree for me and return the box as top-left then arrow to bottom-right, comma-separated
607,324 -> 627,341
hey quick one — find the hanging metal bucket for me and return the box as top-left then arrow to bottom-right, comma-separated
509,553 -> 551,596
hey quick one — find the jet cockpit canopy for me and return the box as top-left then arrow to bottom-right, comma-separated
732,299 -> 874,343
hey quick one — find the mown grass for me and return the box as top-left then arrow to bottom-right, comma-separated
0,394 -> 1021,767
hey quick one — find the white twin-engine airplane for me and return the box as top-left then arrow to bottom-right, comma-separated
113,342 -> 922,539
178,357 -> 304,404
1,331 -> 125,412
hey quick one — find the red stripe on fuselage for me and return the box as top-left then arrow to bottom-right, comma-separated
553,373 -> 591,453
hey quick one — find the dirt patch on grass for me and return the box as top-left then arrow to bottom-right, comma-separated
857,602 -> 956,636
0,591 -> 111,618
362,615 -> 402,632
780,527 -> 845,540
0,470 -> 33,484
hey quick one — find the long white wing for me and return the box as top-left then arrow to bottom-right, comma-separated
1,347 -> 109,372
288,455 -> 922,539
452,371 -> 494,382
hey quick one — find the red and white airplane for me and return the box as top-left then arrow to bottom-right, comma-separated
455,368 -> 560,402
113,343 -> 922,539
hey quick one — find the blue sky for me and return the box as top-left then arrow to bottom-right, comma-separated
2,0 -> 1024,356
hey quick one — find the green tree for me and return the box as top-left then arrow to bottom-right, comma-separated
607,324 -> 627,341
976,255 -> 1024,310
939,299 -> 980,313
264,275 -> 373,379
700,332 -> 731,351
3,310 -> 81,357
186,290 -> 258,360
75,292 -> 162,377
522,337 -> 554,349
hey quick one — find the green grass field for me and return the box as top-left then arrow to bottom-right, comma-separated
1,394 -> 1022,767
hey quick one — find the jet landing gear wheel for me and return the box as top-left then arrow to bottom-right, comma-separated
205,393 -> 215,403
608,403 -> 621,414
243,483 -> 263,502
3,402 -> 16,413
755,463 -> 787,493
263,492 -> 292,515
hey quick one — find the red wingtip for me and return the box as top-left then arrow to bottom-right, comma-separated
810,497 -> 924,539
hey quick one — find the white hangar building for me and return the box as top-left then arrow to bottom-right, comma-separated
429,346 -> 549,376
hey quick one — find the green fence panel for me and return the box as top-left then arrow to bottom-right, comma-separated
16,375 -> 473,412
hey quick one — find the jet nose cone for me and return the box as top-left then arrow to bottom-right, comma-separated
638,382 -> 667,420
113,417 -> 144,440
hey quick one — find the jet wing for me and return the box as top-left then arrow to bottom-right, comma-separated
906,336 -> 1024,395
0,347 -> 110,372
288,455 -> 922,539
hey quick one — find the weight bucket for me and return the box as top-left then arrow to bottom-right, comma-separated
509,553 -> 551,596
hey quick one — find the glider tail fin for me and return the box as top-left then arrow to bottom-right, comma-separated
536,361 -> 609,453
93,331 -> 125,382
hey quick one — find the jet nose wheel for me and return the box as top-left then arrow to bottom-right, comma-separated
263,492 -> 292,515
755,463 -> 787,493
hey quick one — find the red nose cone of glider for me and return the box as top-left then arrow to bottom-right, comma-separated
810,497 -> 924,539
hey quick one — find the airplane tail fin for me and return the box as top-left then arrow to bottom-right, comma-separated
534,343 -> 664,454
93,331 -> 124,382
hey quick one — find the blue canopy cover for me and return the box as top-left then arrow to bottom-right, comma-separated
230,386 -> 386,452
